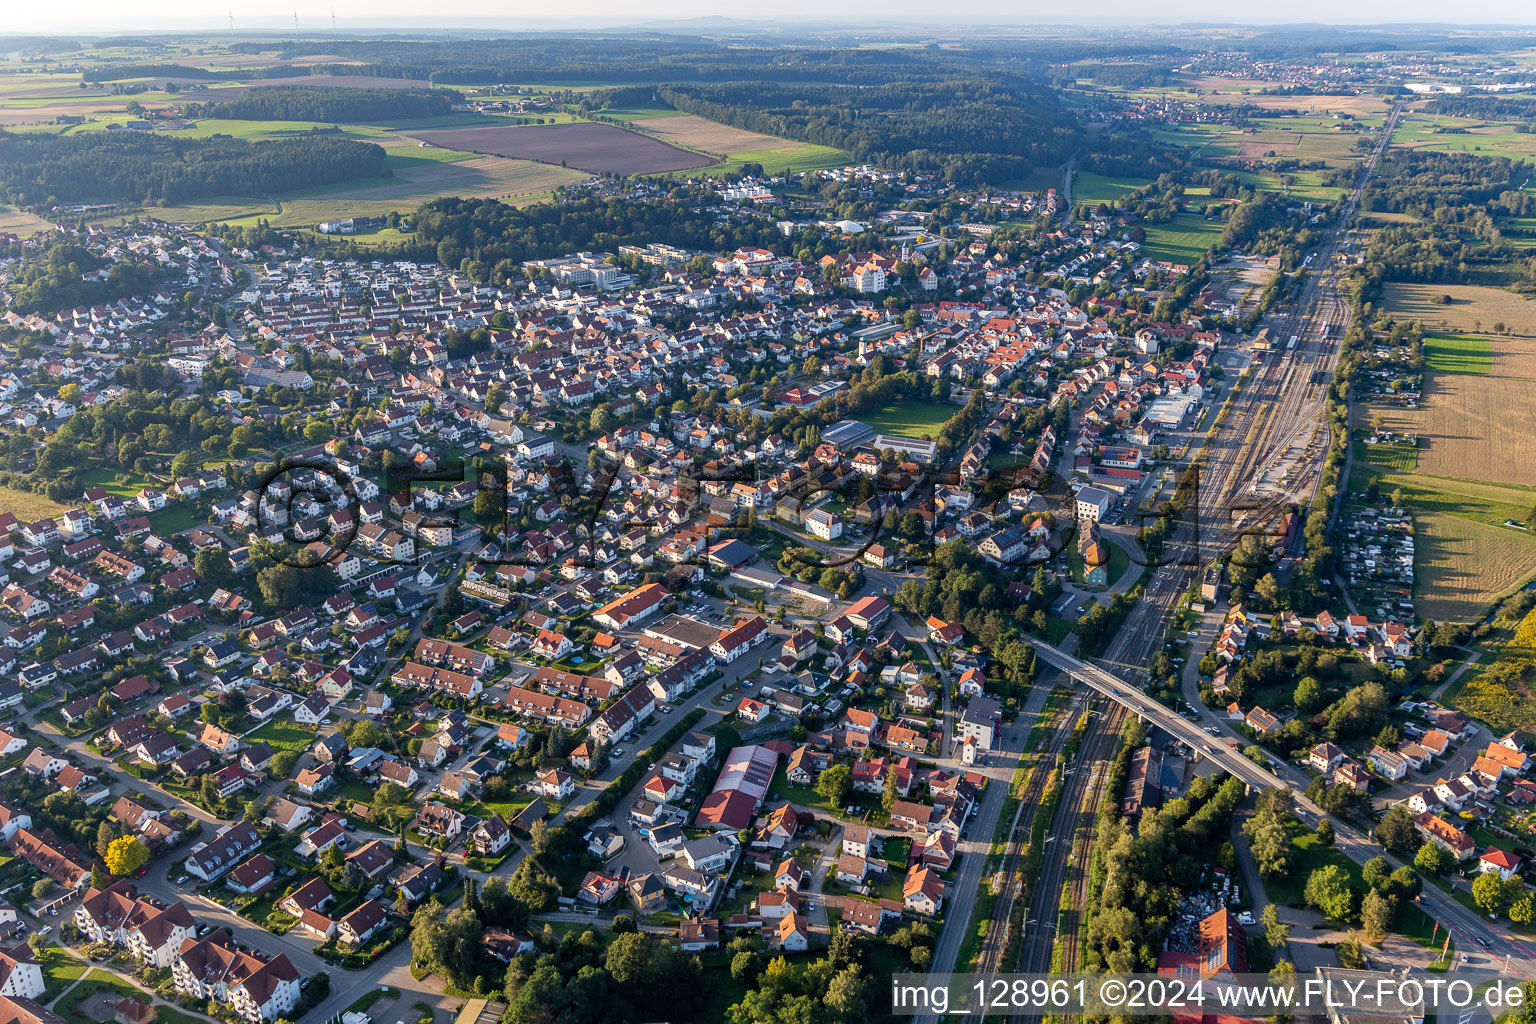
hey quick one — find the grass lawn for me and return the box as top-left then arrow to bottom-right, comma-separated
1423,332 -> 1493,375
859,398 -> 959,441
37,946 -> 89,1000
55,969 -> 153,1024
463,795 -> 533,821
1139,211 -> 1226,264
75,465 -> 156,499
245,719 -> 315,752
147,503 -> 204,536
1266,826 -> 1364,907
1072,171 -> 1153,205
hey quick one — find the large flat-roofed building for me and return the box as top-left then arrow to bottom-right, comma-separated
643,614 -> 724,651
1142,395 -> 1197,430
1075,485 -> 1112,522
823,420 -> 876,451
871,434 -> 938,463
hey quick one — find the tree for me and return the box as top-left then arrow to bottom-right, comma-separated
30,879 -> 54,900
1373,806 -> 1417,852
1473,871 -> 1519,917
1267,960 -> 1297,1022
1293,676 -> 1324,712
105,835 -> 150,876
825,965 -> 874,1022
96,820 -> 117,859
881,768 -> 899,814
1362,856 -> 1392,891
194,546 -> 234,588
1260,903 -> 1291,950
1415,842 -> 1451,875
1314,818 -> 1335,845
529,818 -> 550,858
730,951 -> 760,985
472,488 -> 502,522
815,764 -> 851,807
606,932 -> 655,985
1511,893 -> 1536,925
1361,890 -> 1396,945
270,750 -> 299,778
1304,865 -> 1355,921
256,562 -> 304,610
1336,936 -> 1366,969
1243,814 -> 1292,878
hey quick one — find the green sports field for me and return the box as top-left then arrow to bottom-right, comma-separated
860,399 -> 959,440
1139,212 -> 1226,264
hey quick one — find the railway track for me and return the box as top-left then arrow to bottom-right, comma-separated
1055,704 -> 1128,976
975,695 -> 1087,977
1010,701 -> 1127,1022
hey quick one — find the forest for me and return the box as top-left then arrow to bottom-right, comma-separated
81,62 -> 311,83
0,130 -> 385,206
233,36 -> 1012,86
1353,151 -> 1523,213
655,79 -> 1079,184
181,85 -> 461,122
1421,94 -> 1536,120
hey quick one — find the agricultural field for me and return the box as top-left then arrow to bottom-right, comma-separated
1361,285 -> 1536,619
859,399 -> 959,440
1390,112 -> 1536,162
1228,167 -> 1346,202
1369,368 -> 1536,488
0,205 -> 49,234
413,122 -> 713,175
1356,374 -> 1536,622
1139,212 -> 1226,264
1380,282 -> 1536,337
638,114 -> 847,172
0,486 -> 70,522
1407,513 -> 1536,624
638,115 -> 804,155
134,154 -> 587,229
1197,116 -> 1367,168
1422,332 -> 1493,375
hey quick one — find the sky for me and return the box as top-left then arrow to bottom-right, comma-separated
10,1 -> 1536,34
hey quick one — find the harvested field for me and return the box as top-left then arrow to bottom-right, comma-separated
639,114 -> 787,154
413,122 -> 712,175
1410,513 -> 1536,623
1380,281 -> 1536,337
1368,371 -> 1536,487
0,206 -> 50,235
